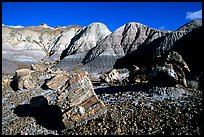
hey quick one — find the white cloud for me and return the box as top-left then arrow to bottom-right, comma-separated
186,10 -> 202,20
2,24 -> 24,28
159,26 -> 165,30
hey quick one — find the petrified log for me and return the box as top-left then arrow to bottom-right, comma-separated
54,70 -> 107,129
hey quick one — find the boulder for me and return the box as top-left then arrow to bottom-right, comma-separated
11,65 -> 107,129
149,51 -> 189,87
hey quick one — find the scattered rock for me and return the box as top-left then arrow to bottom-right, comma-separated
31,64 -> 48,72
2,78 -> 12,87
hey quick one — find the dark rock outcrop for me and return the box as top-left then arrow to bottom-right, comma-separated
114,21 -> 202,70
126,51 -> 191,87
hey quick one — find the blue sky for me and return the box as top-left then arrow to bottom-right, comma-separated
2,2 -> 202,32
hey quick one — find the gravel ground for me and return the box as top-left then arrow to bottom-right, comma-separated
2,74 -> 202,135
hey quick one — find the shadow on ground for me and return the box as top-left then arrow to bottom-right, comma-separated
94,81 -> 175,95
13,96 -> 65,133
94,84 -> 150,95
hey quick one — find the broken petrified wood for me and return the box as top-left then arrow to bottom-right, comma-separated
151,63 -> 187,87
99,69 -> 120,84
54,70 -> 107,129
165,51 -> 190,73
149,51 -> 189,87
11,65 -> 106,130
11,69 -> 36,90
45,71 -> 69,90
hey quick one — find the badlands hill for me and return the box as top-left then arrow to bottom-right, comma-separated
2,24 -> 82,63
2,20 -> 202,76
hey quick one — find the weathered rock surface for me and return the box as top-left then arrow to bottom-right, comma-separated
58,70 -> 107,129
177,19 -> 202,32
122,51 -> 190,87
151,63 -> 187,87
2,24 -> 82,62
164,51 -> 190,73
45,72 -> 69,90
128,65 -> 148,84
114,21 -> 202,69
82,22 -> 170,64
60,22 -> 111,60
53,26 -> 82,51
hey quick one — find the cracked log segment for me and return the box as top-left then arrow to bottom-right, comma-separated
11,64 -> 107,130
44,69 -> 107,129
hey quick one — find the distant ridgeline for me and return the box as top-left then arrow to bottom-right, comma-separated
2,20 -> 202,78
